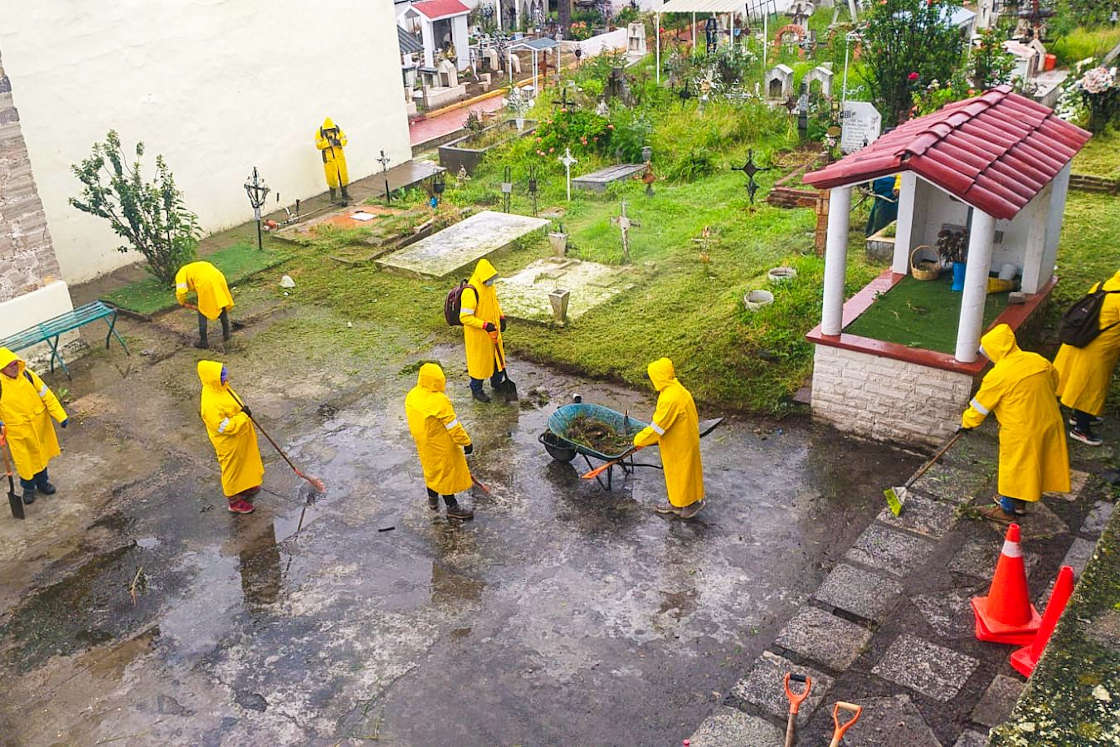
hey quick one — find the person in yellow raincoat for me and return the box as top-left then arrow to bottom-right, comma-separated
197,360 -> 263,514
961,325 -> 1070,517
176,261 -> 235,349
405,363 -> 474,519
459,259 -> 510,403
633,357 -> 705,518
316,117 -> 350,204
0,348 -> 68,505
1053,270 -> 1120,446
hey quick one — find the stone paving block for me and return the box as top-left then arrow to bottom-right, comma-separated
970,674 -> 1024,727
1045,468 -> 1089,502
953,729 -> 990,747
948,537 -> 1039,580
1081,500 -> 1116,537
910,461 -> 991,504
830,694 -> 940,747
910,585 -> 983,639
877,491 -> 958,539
731,651 -> 833,725
1061,536 -> 1096,576
985,500 -> 1068,540
871,635 -> 980,702
774,606 -> 873,670
686,706 -> 783,747
813,563 -> 903,623
843,524 -> 938,578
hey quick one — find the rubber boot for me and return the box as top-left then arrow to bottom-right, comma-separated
329,187 -> 338,204
220,309 -> 232,342
22,487 -> 36,505
196,313 -> 209,349
37,482 -> 56,495
445,497 -> 474,520
340,185 -> 351,205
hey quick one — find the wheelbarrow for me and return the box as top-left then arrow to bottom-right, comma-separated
538,401 -> 722,490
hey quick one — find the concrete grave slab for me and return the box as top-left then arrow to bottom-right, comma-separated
843,524 -> 938,578
983,500 -> 1068,540
686,706 -> 783,747
911,461 -> 992,505
877,492 -> 958,539
731,651 -> 833,725
813,563 -> 903,622
1081,500 -> 1116,537
828,694 -> 940,747
971,674 -> 1024,727
272,203 -> 407,243
774,606 -> 873,670
376,210 -> 549,278
1045,468 -> 1089,502
948,536 -> 1039,579
910,585 -> 984,639
953,729 -> 990,747
495,258 -> 635,324
571,163 -> 647,192
872,635 -> 980,701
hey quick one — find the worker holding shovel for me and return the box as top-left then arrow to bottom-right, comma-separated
405,362 -> 475,520
197,360 -> 263,514
175,260 -> 235,349
459,259 -> 515,403
633,357 -> 705,519
0,348 -> 69,506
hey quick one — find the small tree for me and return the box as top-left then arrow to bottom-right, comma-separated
970,28 -> 1016,91
861,0 -> 967,125
70,130 -> 200,284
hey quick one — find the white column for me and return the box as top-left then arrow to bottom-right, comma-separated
892,171 -> 918,275
1019,183 -> 1052,294
821,186 -> 853,335
453,16 -> 470,71
655,13 -> 661,84
421,20 -> 435,68
954,210 -> 997,362
1042,161 -> 1072,285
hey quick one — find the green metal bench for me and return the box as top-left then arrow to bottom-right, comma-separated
0,300 -> 129,378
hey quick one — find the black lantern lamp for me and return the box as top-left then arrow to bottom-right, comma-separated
244,166 -> 270,251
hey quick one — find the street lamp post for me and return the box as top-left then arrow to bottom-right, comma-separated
244,167 -> 270,252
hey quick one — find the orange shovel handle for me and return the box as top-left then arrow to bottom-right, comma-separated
829,702 -> 862,747
581,446 -> 641,480
783,673 -> 812,714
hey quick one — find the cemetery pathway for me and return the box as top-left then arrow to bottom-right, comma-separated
410,94 -> 508,149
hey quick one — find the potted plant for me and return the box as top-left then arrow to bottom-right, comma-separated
936,228 -> 969,291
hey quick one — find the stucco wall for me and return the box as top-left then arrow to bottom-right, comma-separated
0,0 -> 410,284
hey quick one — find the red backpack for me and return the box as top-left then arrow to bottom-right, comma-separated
444,280 -> 477,326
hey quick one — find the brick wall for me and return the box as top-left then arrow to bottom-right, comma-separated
810,345 -> 974,447
0,51 -> 60,304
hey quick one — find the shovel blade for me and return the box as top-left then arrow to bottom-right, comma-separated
9,490 -> 25,520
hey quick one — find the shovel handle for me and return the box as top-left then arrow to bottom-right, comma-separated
581,447 -> 641,480
829,702 -> 862,747
783,673 -> 812,714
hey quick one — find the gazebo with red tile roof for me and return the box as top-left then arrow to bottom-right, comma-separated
799,87 -> 1090,446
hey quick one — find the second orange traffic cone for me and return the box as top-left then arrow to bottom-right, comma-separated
971,523 -> 1041,645
1010,565 -> 1075,677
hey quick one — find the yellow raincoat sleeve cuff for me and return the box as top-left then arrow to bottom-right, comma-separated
961,398 -> 990,429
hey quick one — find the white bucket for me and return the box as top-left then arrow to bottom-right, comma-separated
744,289 -> 774,311
768,266 -> 797,283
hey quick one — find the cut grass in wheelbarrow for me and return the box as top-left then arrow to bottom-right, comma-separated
564,414 -> 634,456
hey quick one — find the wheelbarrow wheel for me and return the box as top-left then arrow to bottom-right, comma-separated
538,431 -> 577,463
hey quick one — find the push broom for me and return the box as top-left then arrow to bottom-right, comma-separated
883,429 -> 965,515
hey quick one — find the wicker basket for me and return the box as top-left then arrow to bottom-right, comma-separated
910,245 -> 941,281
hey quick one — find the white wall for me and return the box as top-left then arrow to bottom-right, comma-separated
0,0 -> 411,284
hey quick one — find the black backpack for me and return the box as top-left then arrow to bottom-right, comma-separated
443,281 -> 476,327
1058,281 -> 1120,348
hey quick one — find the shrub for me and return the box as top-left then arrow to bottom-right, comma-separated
531,108 -> 613,159
665,146 -> 717,182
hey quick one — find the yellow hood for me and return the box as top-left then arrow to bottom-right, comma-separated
417,362 -> 446,393
469,259 -> 499,287
197,360 -> 225,389
647,357 -> 676,392
979,324 -> 1018,363
0,347 -> 24,378
321,117 -> 336,132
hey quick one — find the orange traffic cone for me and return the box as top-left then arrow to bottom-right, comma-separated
971,523 -> 1042,645
1010,565 -> 1075,677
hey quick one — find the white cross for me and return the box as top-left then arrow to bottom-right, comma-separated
559,147 -> 578,202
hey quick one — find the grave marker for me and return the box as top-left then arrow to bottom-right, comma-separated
840,101 -> 881,154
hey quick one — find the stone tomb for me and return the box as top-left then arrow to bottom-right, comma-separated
765,64 -> 794,100
571,163 -> 647,193
377,210 -> 548,278
496,257 -> 635,324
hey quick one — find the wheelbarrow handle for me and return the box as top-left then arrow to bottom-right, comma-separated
581,446 -> 642,480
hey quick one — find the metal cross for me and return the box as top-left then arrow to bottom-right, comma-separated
559,147 -> 577,202
783,95 -> 799,114
527,164 -> 539,215
501,165 -> 513,213
377,150 -> 392,204
610,200 -> 640,263
552,85 -> 575,111
731,149 -> 771,205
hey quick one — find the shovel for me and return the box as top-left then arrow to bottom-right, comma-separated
2,435 -> 24,520
829,701 -> 862,747
782,672 -> 812,747
882,429 -> 964,516
492,342 -> 518,402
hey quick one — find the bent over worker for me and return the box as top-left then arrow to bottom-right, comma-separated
316,117 -> 350,204
459,259 -> 510,403
0,348 -> 68,505
961,325 -> 1069,518
1053,270 -> 1120,446
405,363 -> 474,520
633,357 -> 705,519
176,261 -> 235,349
198,360 -> 263,514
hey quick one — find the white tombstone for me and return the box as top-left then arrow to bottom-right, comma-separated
627,22 -> 647,56
840,101 -> 881,153
804,65 -> 834,98
976,0 -> 998,30
765,64 -> 795,100
508,53 -> 521,75
438,58 -> 458,88
483,47 -> 500,72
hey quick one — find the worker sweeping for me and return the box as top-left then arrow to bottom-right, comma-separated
0,348 -> 68,505
175,260 -> 235,349
633,357 -> 705,519
1053,270 -> 1120,446
316,117 -> 350,204
405,362 -> 475,520
960,325 -> 1069,518
459,259 -> 511,403
198,360 -> 263,514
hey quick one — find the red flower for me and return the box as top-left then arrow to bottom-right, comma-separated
908,72 -> 920,81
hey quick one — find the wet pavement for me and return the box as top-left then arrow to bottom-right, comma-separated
0,309 -> 920,745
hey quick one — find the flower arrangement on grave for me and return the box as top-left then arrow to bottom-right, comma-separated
1078,66 -> 1119,133
533,109 -> 613,159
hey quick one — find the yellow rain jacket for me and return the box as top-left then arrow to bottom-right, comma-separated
197,360 -> 264,497
1053,271 -> 1120,416
0,348 -> 67,480
961,325 -> 1069,502
175,261 -> 234,321
316,117 -> 349,189
405,363 -> 473,495
459,259 -> 507,380
633,358 -> 704,508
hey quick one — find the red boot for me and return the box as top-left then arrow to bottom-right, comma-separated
227,497 -> 255,514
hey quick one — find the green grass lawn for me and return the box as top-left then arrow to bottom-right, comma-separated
1073,124 -> 1120,179
102,241 -> 291,316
